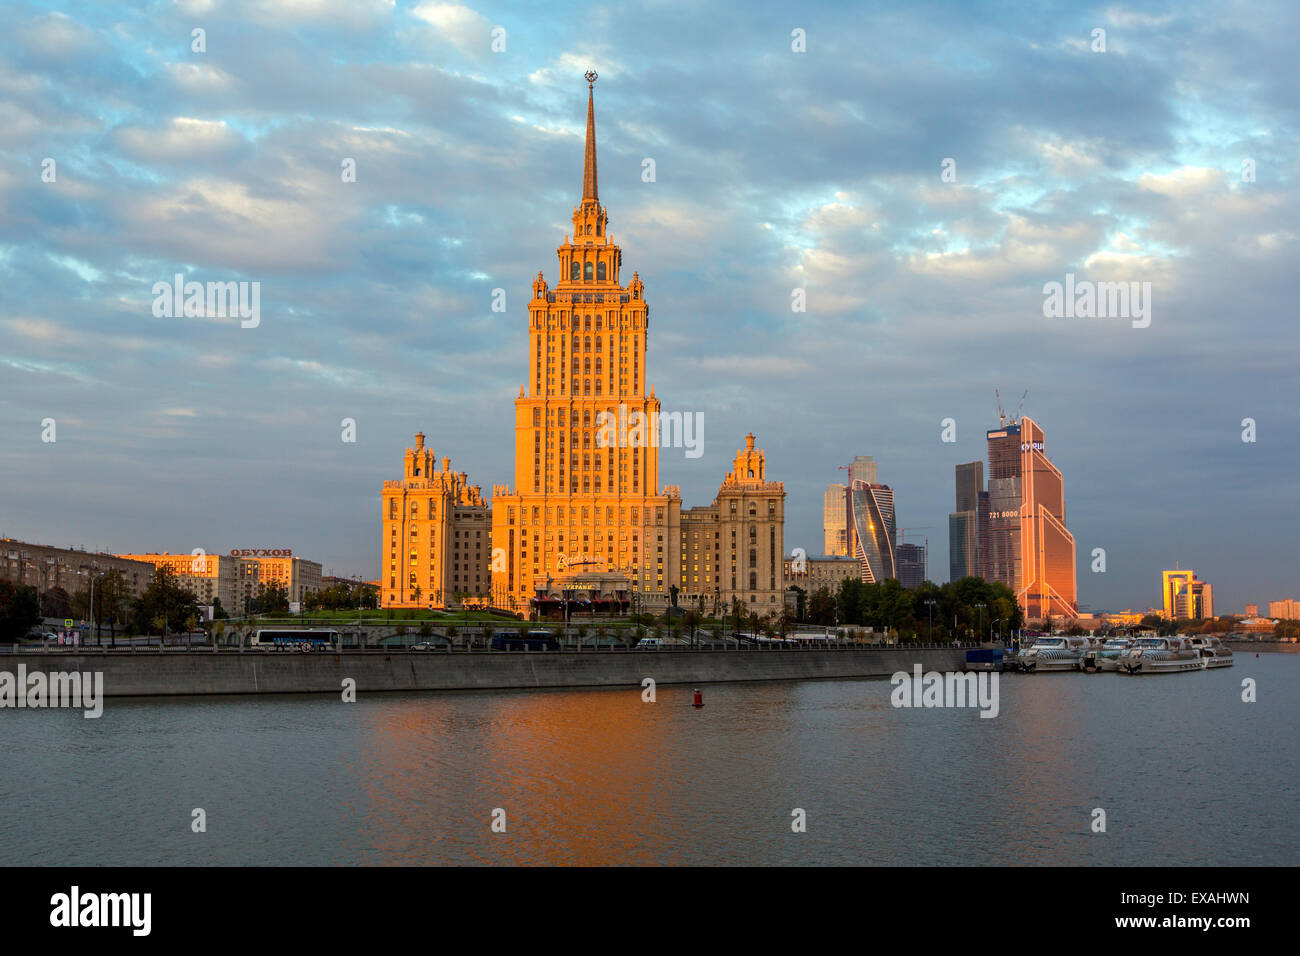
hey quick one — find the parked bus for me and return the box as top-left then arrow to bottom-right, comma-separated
250,629 -> 340,651
490,630 -> 560,652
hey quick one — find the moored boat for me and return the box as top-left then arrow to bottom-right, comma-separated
1014,635 -> 1089,672
1186,635 -> 1234,669
1082,637 -> 1133,672
1117,636 -> 1204,674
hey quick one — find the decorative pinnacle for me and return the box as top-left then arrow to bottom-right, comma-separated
585,70 -> 598,89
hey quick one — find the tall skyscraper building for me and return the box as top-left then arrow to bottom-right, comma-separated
1161,569 -> 1196,619
846,480 -> 896,584
1173,579 -> 1213,620
823,482 -> 848,555
949,460 -> 983,582
955,461 -> 983,513
847,455 -> 878,486
897,541 -> 927,589
981,416 -> 1077,619
491,74 -> 685,610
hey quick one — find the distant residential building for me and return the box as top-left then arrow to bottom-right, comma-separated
2,540 -> 156,599
823,483 -> 848,556
897,542 -> 927,589
116,552 -> 260,615
784,555 -> 858,595
382,432 -> 492,609
846,481 -> 896,584
1268,599 -> 1300,619
1245,603 -> 1258,617
244,555 -> 322,605
680,434 -> 786,614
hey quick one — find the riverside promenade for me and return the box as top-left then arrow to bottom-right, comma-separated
0,644 -> 970,697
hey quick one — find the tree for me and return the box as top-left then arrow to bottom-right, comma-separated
40,586 -> 71,619
0,580 -> 42,642
132,566 -> 200,638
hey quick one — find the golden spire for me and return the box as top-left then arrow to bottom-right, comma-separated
582,71 -> 598,202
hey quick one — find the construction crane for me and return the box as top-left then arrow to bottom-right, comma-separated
995,388 -> 1029,426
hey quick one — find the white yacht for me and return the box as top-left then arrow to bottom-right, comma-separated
1083,637 -> 1133,671
1186,635 -> 1235,669
1014,635 -> 1089,672
1117,636 -> 1204,674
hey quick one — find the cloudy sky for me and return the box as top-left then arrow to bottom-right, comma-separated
2,0 -> 1296,613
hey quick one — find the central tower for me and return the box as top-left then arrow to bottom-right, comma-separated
491,74 -> 681,612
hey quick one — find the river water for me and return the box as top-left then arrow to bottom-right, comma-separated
3,652 -> 1296,865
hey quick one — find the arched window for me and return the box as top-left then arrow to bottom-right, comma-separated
595,380 -> 602,395
597,262 -> 606,281
570,261 -> 579,281
584,262 -> 593,280
594,317 -> 602,330
585,224 -> 592,235
584,336 -> 591,351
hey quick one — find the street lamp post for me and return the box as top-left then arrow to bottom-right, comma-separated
925,599 -> 936,644
975,602 -> 986,644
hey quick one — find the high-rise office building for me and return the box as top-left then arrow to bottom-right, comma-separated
847,456 -> 878,486
949,460 -> 983,581
1173,579 -> 1213,620
981,416 -> 1076,619
823,482 -> 848,556
897,542 -> 926,589
847,480 -> 896,584
1161,569 -> 1197,619
955,461 -> 983,513
949,512 -> 977,582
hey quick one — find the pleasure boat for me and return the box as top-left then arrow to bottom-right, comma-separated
1185,635 -> 1235,669
1082,637 -> 1133,672
1117,636 -> 1205,674
1014,635 -> 1089,672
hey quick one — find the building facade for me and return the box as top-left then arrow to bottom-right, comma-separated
1161,569 -> 1197,619
982,417 -> 1077,620
490,75 -> 688,613
823,482 -> 848,556
1268,599 -> 1300,619
948,460 -> 983,582
1173,579 -> 1214,620
2,540 -> 156,600
680,434 -> 786,615
247,555 -> 323,605
897,542 -> 927,589
784,554 -> 858,596
115,552 -> 260,615
381,432 -> 492,608
847,480 -> 896,584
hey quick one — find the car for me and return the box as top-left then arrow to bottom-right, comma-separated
411,641 -> 444,650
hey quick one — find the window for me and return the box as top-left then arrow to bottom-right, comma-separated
571,261 -> 579,281
584,262 -> 593,280
597,262 -> 606,281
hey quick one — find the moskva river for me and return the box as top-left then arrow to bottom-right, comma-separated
2,652 -> 1295,865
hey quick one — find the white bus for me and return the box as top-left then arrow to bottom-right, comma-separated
250,629 -> 340,651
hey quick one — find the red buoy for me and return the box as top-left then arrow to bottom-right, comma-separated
693,689 -> 704,708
